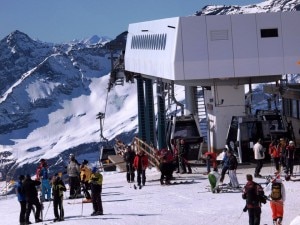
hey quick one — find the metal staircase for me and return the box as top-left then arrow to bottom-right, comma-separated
195,86 -> 208,143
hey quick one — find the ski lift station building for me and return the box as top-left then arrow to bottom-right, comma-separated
124,11 -> 300,159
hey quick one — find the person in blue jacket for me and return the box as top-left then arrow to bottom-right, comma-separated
220,148 -> 230,185
40,162 -> 51,201
15,175 -> 26,225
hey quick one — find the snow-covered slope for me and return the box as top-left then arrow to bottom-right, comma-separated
1,166 -> 300,225
0,0 -> 299,180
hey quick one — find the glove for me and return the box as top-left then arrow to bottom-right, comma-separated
243,206 -> 248,212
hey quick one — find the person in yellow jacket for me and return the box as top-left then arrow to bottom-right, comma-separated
52,174 -> 66,222
80,160 -> 92,201
89,167 -> 103,216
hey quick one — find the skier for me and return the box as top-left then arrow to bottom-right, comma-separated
285,140 -> 296,178
89,167 -> 103,216
253,139 -> 265,178
15,175 -> 26,225
277,138 -> 287,172
201,151 -> 217,175
227,150 -> 239,188
123,145 -> 136,183
22,174 -> 43,223
80,159 -> 92,202
133,149 -> 149,188
39,162 -> 51,201
219,148 -> 229,185
67,153 -> 80,199
52,173 -> 66,222
156,148 -> 174,185
242,174 -> 266,225
264,176 -> 286,225
35,159 -> 47,181
170,138 -> 180,173
269,140 -> 280,174
208,170 -> 221,193
178,139 -> 192,174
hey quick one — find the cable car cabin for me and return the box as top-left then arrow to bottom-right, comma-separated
169,115 -> 203,160
226,110 -> 289,163
99,146 -> 117,171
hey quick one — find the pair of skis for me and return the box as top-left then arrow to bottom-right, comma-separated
161,180 -> 194,186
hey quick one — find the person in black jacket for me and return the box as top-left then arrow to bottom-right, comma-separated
22,174 -> 42,223
242,174 -> 265,225
52,174 -> 66,222
227,150 -> 239,188
178,139 -> 192,174
15,175 -> 26,225
123,145 -> 136,183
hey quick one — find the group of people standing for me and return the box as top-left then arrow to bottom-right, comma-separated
121,138 -> 193,186
123,145 -> 149,188
238,137 -> 295,225
154,138 -> 192,185
268,138 -> 296,178
65,155 -> 104,217
253,137 -> 296,179
15,155 -> 104,224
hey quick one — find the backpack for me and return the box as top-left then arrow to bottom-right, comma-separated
270,182 -> 282,200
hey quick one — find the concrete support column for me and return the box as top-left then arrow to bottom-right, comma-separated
136,77 -> 146,141
184,86 -> 197,116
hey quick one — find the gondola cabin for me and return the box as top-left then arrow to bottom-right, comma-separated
169,114 -> 203,160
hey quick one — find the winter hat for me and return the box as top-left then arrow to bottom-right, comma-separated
69,153 -> 75,160
19,175 -> 25,181
82,159 -> 89,165
289,141 -> 294,145
92,167 -> 97,173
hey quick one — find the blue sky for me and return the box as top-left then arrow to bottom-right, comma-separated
0,0 -> 262,43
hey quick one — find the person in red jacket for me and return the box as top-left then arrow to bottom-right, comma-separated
201,151 -> 217,175
285,140 -> 296,177
155,148 -> 174,185
269,140 -> 280,174
133,150 -> 148,188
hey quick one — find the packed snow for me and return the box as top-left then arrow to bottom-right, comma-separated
1,164 -> 300,225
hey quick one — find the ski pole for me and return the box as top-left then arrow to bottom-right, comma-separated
81,197 -> 84,216
238,210 -> 244,219
43,200 -> 52,220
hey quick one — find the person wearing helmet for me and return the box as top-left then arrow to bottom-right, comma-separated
89,167 -> 103,216
285,140 -> 296,177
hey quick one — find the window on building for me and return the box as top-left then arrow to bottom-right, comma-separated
260,28 -> 278,38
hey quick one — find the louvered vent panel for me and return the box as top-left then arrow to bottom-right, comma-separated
210,30 -> 229,41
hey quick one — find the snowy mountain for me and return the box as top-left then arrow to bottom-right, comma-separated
0,0 -> 299,180
0,30 -> 131,178
70,35 -> 112,46
195,0 -> 300,15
